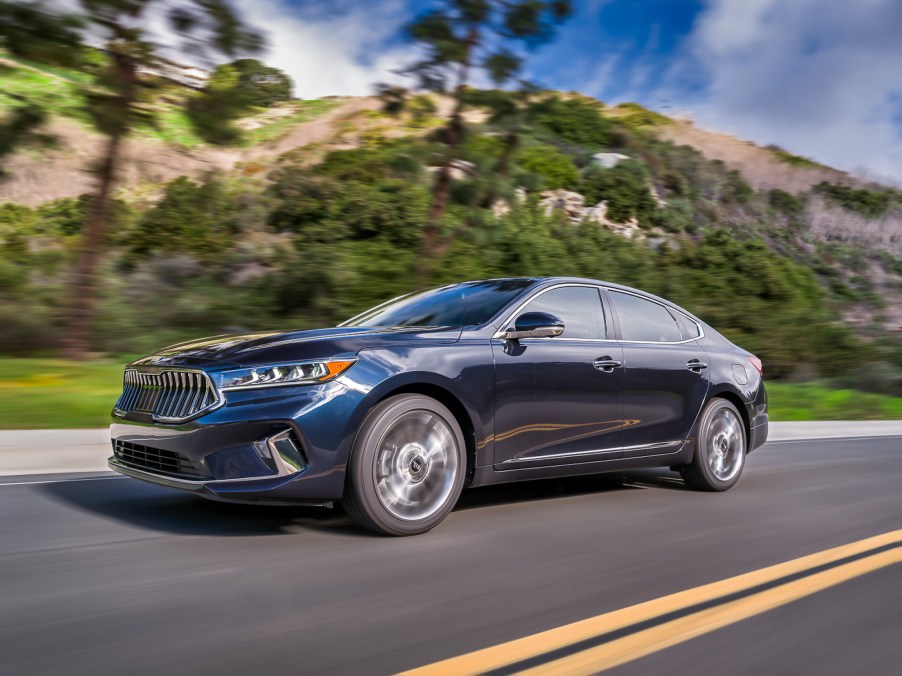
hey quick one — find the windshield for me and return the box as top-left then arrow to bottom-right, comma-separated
343,279 -> 536,328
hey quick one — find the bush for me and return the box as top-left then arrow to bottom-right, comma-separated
517,145 -> 580,190
528,96 -> 610,148
217,59 -> 293,107
581,160 -> 656,222
126,177 -> 234,263
812,182 -> 895,219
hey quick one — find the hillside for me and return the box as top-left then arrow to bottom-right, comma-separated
1,57 -> 901,397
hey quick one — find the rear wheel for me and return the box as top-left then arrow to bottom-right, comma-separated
681,398 -> 746,491
342,394 -> 466,535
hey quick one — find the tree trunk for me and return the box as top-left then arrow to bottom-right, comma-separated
415,27 -> 478,285
61,56 -> 135,360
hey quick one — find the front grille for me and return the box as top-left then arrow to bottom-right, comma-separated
115,369 -> 219,422
113,440 -> 210,479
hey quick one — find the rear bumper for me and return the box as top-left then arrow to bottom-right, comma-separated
109,380 -> 374,504
747,381 -> 769,453
749,419 -> 768,452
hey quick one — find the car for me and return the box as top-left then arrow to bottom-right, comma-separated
109,277 -> 768,535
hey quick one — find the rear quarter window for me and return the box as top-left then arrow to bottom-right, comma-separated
609,291 -> 682,343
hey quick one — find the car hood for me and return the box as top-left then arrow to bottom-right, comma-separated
129,326 -> 463,369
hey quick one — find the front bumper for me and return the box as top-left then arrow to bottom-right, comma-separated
109,379 -> 373,504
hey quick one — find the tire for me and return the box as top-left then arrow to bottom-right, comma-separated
680,398 -> 746,491
342,394 -> 467,536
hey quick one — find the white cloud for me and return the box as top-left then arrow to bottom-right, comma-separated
672,0 -> 902,182
234,0 -> 418,99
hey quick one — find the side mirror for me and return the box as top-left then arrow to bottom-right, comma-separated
501,312 -> 565,340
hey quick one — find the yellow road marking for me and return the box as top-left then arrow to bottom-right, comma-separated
401,530 -> 902,676
522,549 -> 901,675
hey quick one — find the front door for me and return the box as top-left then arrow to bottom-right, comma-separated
491,285 -> 626,469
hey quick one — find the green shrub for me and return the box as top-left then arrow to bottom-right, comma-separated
812,182 -> 895,218
581,160 -> 656,222
517,145 -> 580,189
528,96 -> 610,148
126,177 -> 234,263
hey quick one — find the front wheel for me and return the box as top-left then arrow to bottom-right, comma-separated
680,398 -> 746,491
342,394 -> 466,535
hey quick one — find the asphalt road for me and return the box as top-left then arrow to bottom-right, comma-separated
1,436 -> 900,675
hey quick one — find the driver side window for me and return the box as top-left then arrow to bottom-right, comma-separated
517,286 -> 606,339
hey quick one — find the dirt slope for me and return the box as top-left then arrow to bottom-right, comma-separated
657,119 -> 848,193
0,97 -> 381,206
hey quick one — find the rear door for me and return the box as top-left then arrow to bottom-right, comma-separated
491,285 -> 626,469
606,289 -> 709,458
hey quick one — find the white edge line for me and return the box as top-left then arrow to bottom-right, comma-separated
0,475 -> 128,487
766,435 -> 902,444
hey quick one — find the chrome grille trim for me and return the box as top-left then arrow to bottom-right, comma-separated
114,368 -> 223,423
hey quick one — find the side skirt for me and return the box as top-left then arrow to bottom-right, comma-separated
469,442 -> 694,488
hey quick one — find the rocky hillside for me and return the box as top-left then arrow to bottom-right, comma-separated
1,57 -> 901,392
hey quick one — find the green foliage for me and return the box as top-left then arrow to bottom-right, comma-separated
766,382 -> 902,421
403,1 -> 572,92
187,59 -> 294,144
812,182 -> 896,218
224,58 -> 293,106
657,231 -> 864,379
768,189 -> 804,218
126,177 -> 234,263
37,197 -> 90,236
517,145 -> 579,189
407,94 -> 438,127
614,102 -> 670,129
528,95 -> 610,148
0,2 -> 85,69
185,64 -> 252,145
581,160 -> 656,222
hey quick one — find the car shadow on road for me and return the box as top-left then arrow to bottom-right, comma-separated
41,468 -> 689,538
455,469 -> 688,511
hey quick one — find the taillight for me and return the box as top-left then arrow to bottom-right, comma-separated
748,355 -> 763,376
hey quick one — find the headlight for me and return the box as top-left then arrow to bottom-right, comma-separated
214,359 -> 357,391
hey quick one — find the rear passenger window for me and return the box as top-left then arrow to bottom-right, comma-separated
609,291 -> 682,342
674,312 -> 701,340
518,286 -> 605,339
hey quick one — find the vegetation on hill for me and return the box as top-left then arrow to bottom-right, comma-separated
1,95 -> 900,395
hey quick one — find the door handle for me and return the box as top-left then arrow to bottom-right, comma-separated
687,359 -> 708,373
593,357 -> 623,373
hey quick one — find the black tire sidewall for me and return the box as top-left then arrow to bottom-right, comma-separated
345,394 -> 467,535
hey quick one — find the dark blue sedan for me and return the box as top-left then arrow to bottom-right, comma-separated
109,278 -> 768,535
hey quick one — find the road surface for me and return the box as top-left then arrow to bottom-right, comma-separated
1,436 -> 900,675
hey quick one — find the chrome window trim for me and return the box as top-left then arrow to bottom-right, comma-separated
606,288 -> 705,344
492,283 -> 704,345
113,367 -> 225,423
490,283 -> 609,341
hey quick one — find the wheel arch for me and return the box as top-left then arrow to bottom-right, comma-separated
369,381 -> 479,486
706,387 -> 751,448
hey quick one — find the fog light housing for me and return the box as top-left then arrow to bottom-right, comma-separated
255,429 -> 307,475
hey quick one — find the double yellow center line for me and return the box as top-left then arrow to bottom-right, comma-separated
403,530 -> 902,675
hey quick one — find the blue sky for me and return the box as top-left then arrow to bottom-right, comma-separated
236,0 -> 902,183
